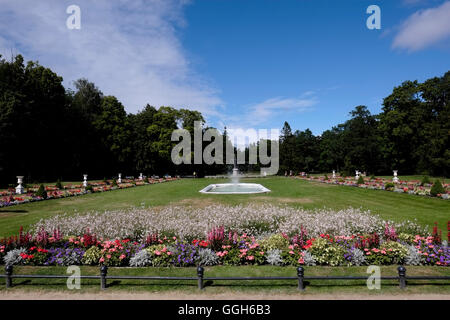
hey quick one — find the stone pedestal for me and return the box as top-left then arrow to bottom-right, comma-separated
83,174 -> 88,187
332,170 -> 336,179
15,176 -> 24,194
393,170 -> 399,183
139,173 -> 143,180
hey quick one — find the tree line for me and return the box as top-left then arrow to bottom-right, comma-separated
0,54 -> 448,185
279,71 -> 449,177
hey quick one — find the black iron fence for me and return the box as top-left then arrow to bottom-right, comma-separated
1,265 -> 449,290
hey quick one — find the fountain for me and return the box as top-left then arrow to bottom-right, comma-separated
199,155 -> 270,194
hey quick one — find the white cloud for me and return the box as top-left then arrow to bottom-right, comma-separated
244,95 -> 318,126
392,1 -> 450,51
0,0 -> 222,115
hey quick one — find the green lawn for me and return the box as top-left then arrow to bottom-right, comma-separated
0,177 -> 449,237
1,265 -> 449,294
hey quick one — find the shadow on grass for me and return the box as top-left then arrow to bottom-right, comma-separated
0,209 -> 28,213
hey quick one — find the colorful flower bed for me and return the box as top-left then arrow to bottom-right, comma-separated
0,177 -> 179,208
1,205 -> 448,267
295,175 -> 449,199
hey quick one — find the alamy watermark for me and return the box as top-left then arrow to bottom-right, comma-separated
366,5 -> 381,30
66,265 -> 81,289
366,265 -> 381,290
66,5 -> 81,30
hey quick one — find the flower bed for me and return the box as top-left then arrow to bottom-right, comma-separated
0,177 -> 179,208
1,205 -> 448,267
295,175 -> 449,199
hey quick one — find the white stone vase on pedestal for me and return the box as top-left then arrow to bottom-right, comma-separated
393,170 -> 399,183
332,170 -> 336,179
16,176 -> 24,194
355,170 -> 360,180
118,173 -> 122,184
83,174 -> 88,187
139,173 -> 143,180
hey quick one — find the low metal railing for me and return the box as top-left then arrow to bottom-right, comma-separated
1,265 -> 449,290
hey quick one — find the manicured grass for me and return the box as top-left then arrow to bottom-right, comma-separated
0,177 -> 449,237
0,265 -> 449,294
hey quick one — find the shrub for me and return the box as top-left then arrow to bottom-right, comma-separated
309,238 -> 345,266
197,248 -> 219,266
365,241 -> 408,265
85,185 -> 94,192
357,176 -> 365,185
56,179 -> 63,189
370,175 -> 376,181
112,179 -> 118,187
146,244 -> 173,267
384,182 -> 395,191
36,184 -> 47,199
3,248 -> 26,266
324,174 -> 329,180
82,246 -> 102,265
398,233 -> 415,244
302,251 -> 317,266
265,249 -> 283,266
430,180 -> 445,197
421,176 -> 431,186
27,247 -> 50,265
259,234 -> 289,251
405,245 -> 422,266
129,249 -> 152,267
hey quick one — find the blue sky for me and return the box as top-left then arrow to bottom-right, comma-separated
0,0 -> 449,139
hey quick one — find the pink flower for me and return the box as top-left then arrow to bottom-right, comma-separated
155,250 -> 161,256
99,257 -> 104,263
106,254 -> 111,259
119,254 -> 126,260
246,255 -> 254,261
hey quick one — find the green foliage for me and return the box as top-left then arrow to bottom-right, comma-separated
85,185 -> 94,192
364,241 -> 408,265
28,248 -> 49,266
384,182 -> 395,191
398,233 -> 416,244
55,179 -> 63,189
145,245 -> 173,267
82,246 -> 101,265
259,234 -> 289,251
36,184 -> 47,199
357,176 -> 365,185
308,238 -> 345,266
430,180 -> 445,197
421,176 -> 431,186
